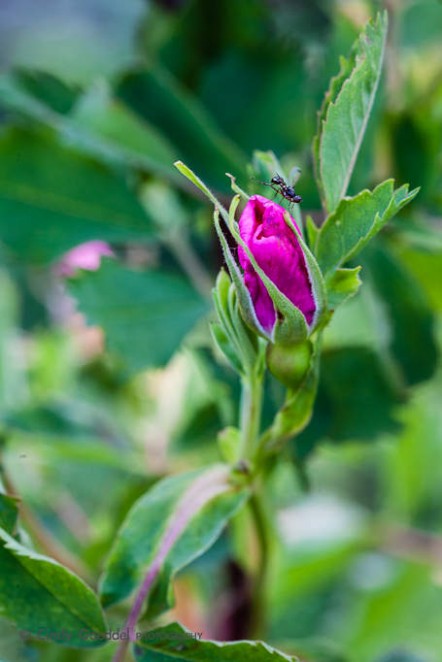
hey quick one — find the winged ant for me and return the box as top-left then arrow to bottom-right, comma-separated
261,173 -> 302,205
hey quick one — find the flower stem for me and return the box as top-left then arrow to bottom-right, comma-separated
239,372 -> 263,462
237,365 -> 272,637
249,488 -> 272,637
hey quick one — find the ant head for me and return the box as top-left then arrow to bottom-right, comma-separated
271,174 -> 284,186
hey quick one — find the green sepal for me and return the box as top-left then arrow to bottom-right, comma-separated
227,215 -> 309,345
213,209 -> 270,339
210,322 -> 243,374
174,160 -> 229,224
282,211 -> 327,334
265,341 -> 321,451
226,172 -> 250,201
212,269 -> 261,375
305,215 -> 319,250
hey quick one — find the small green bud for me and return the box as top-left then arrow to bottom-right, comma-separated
267,340 -> 313,389
217,426 -> 241,463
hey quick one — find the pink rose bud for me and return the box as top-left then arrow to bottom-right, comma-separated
238,195 -> 317,334
55,241 -> 113,277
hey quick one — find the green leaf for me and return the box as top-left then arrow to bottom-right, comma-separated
99,466 -> 248,616
293,346 -> 403,460
326,267 -> 362,309
0,494 -> 19,535
68,260 -> 208,374
117,66 -> 247,193
0,72 -> 181,184
5,69 -> 79,114
0,616 -> 32,662
70,82 -> 179,178
363,243 -> 438,386
0,527 -> 106,647
313,13 -> 388,212
315,179 -> 419,275
133,622 -> 298,661
0,127 -> 153,264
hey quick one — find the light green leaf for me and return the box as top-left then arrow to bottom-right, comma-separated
0,527 -> 106,647
0,127 -> 153,264
314,13 -> 388,212
99,466 -> 248,616
68,260 -> 208,374
133,622 -> 298,661
326,267 -> 362,309
315,179 -> 419,274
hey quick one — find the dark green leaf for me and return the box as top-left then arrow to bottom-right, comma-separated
133,622 -> 298,661
0,127 -> 153,264
314,13 -> 388,212
364,243 -> 438,386
68,260 -> 208,374
117,66 -> 247,193
0,73 -> 181,184
0,494 -> 19,535
99,466 -> 248,617
294,346 -> 403,459
0,527 -> 106,647
6,69 -> 79,114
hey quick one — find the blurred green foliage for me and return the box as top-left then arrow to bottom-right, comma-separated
0,1 -> 441,661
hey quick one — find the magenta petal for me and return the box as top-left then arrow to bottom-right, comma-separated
238,195 -> 316,333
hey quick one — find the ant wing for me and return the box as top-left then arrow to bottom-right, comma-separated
288,166 -> 301,187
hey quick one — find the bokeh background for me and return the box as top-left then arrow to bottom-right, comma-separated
0,1 -> 441,661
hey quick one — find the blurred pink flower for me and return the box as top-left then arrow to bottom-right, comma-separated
238,195 -> 316,334
55,241 -> 113,277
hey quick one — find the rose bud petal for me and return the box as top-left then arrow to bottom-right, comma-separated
55,241 -> 113,277
238,195 -> 317,335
